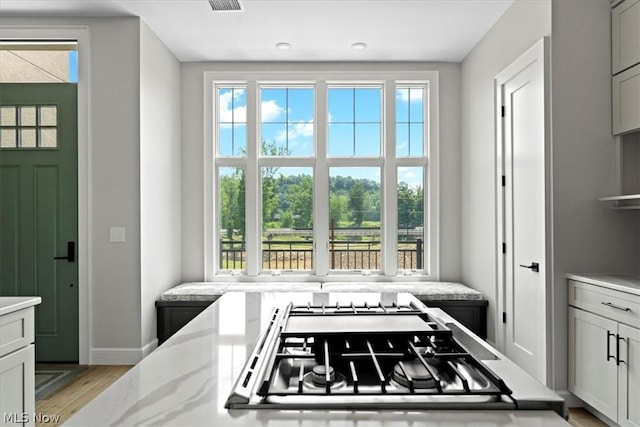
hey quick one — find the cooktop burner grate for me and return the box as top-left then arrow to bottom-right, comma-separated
256,302 -> 513,400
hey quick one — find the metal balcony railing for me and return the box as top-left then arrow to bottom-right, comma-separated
219,237 -> 423,271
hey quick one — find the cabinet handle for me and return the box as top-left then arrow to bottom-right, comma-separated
607,331 -> 616,363
601,301 -> 632,312
617,335 -> 626,366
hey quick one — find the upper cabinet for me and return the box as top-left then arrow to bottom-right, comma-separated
612,0 -> 640,75
612,0 -> 640,135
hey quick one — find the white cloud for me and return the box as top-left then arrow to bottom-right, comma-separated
219,89 -> 246,124
398,167 -> 423,189
261,100 -> 284,122
397,88 -> 424,103
275,120 -> 314,143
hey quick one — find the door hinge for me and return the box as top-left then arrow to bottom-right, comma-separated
502,242 -> 506,254
501,175 -> 506,187
501,106 -> 505,117
503,312 -> 507,323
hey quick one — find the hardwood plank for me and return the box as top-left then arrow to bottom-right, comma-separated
35,365 -> 131,427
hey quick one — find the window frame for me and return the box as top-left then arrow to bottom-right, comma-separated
204,71 -> 440,281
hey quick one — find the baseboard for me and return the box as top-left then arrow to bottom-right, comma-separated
90,347 -> 144,365
556,390 -> 583,408
142,339 -> 158,358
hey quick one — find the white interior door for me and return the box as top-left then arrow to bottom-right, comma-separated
497,39 -> 548,385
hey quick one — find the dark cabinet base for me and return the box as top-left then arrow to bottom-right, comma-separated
156,300 -> 218,345
416,299 -> 488,339
156,297 -> 488,345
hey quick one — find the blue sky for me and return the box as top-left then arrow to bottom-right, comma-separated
69,51 -> 78,83
218,86 -> 424,187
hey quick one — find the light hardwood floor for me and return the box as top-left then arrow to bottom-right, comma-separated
35,365 -> 131,427
35,365 -> 606,427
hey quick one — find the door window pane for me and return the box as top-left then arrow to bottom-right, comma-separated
0,107 -> 16,126
20,128 -> 36,147
328,87 -> 381,156
0,129 -> 16,147
329,167 -> 381,271
261,167 -> 313,271
260,87 -> 314,157
218,167 -> 246,271
397,167 -> 424,271
0,104 -> 58,148
39,106 -> 57,126
217,87 -> 247,157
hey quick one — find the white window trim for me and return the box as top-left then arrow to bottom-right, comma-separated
204,70 -> 440,282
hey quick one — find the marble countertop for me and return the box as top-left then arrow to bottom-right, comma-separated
63,292 -> 569,427
566,273 -> 640,296
0,296 -> 41,316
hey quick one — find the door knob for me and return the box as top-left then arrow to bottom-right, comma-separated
54,241 -> 75,263
519,262 -> 539,272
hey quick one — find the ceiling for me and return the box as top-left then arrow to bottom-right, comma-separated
0,0 -> 515,62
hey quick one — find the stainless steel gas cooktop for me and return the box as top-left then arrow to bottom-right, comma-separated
225,300 -> 564,415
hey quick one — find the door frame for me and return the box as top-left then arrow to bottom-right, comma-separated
0,25 -> 91,365
494,37 -> 553,385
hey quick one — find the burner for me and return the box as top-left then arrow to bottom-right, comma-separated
302,365 -> 346,390
391,360 -> 438,390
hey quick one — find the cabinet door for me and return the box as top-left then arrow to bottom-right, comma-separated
613,63 -> 640,135
568,307 -> 619,421
618,324 -> 640,427
0,344 -> 35,427
612,0 -> 640,75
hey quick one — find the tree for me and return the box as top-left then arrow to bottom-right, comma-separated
287,174 -> 313,228
220,168 -> 245,240
261,141 -> 290,230
330,195 -> 347,224
348,181 -> 366,227
397,181 -> 414,228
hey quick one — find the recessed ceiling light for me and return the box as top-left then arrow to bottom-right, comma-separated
351,42 -> 367,51
276,42 -> 292,51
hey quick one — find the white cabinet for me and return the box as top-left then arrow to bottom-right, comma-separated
568,279 -> 640,427
0,298 -> 40,427
612,64 -> 640,135
612,0 -> 640,75
0,345 -> 35,427
618,324 -> 640,427
612,0 -> 640,135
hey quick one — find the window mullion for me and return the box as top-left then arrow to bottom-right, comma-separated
314,81 -> 329,276
245,81 -> 260,276
383,81 -> 398,276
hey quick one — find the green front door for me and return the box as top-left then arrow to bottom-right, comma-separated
0,83 -> 78,362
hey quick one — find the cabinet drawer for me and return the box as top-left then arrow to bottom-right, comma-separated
569,280 -> 640,328
0,307 -> 35,358
612,63 -> 640,135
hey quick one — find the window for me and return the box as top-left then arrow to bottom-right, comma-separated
0,105 -> 58,148
209,72 -> 438,279
0,41 -> 78,83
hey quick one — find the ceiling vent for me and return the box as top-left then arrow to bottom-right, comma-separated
208,0 -> 242,11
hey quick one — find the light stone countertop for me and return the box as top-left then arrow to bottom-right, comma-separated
0,296 -> 41,316
63,292 -> 569,427
566,273 -> 640,296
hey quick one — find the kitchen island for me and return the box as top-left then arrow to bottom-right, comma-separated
63,292 -> 568,426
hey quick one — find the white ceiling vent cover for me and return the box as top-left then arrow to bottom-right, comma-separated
208,0 -> 242,11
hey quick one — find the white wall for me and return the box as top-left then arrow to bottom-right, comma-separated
460,0 -> 552,346
139,22 -> 182,352
0,16 -> 183,364
461,0 -> 640,392
550,0 -> 639,391
180,62 -> 462,281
